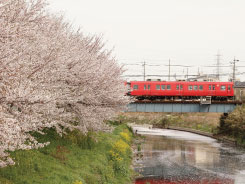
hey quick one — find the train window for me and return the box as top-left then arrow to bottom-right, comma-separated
167,85 -> 171,90
161,85 -> 165,90
156,85 -> 160,90
209,85 -> 211,90
188,85 -> 193,90
133,85 -> 138,90
194,85 -> 198,90
199,85 -> 203,90
144,85 -> 146,90
176,85 -> 179,90
180,85 -> 183,90
221,85 -> 226,91
148,85 -> 151,90
228,85 -> 231,90
212,85 -> 215,90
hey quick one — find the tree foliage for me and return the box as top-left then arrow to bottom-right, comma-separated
0,0 -> 128,167
218,105 -> 245,142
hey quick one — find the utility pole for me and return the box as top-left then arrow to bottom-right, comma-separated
143,61 -> 146,81
168,59 -> 170,81
197,67 -> 200,76
186,67 -> 189,80
231,57 -> 239,82
216,51 -> 221,80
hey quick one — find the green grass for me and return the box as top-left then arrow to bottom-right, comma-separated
169,119 -> 216,133
116,112 -> 221,134
0,124 -> 133,184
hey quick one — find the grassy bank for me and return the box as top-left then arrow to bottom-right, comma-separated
116,112 -> 222,133
0,124 -> 133,184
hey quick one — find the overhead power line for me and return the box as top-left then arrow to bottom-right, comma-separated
122,62 -> 240,68
122,57 -> 245,81
168,59 -> 171,81
231,57 -> 239,82
216,51 -> 221,80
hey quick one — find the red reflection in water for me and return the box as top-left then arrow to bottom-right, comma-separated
135,178 -> 234,184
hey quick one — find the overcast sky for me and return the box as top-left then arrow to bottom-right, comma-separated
48,0 -> 245,81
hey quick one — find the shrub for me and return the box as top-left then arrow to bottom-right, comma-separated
218,105 -> 245,144
160,117 -> 170,128
217,113 -> 230,134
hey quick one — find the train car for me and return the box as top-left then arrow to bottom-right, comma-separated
135,178 -> 234,184
127,81 -> 234,101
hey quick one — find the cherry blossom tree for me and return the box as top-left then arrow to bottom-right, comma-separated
0,0 -> 128,167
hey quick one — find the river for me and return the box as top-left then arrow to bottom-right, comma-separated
133,127 -> 245,184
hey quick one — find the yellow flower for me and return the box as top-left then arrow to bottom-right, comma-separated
113,139 -> 129,154
120,132 -> 131,142
109,150 -> 123,162
72,180 -> 83,184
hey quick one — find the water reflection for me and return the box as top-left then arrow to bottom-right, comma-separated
134,128 -> 245,184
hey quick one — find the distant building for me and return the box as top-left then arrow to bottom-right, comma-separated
187,74 -> 220,82
234,81 -> 245,101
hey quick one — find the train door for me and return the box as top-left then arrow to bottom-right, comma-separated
227,84 -> 232,96
176,83 -> 183,96
148,84 -> 151,96
213,84 -> 216,96
144,83 -> 151,96
208,84 -> 215,96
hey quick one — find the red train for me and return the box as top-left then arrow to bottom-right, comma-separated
126,81 -> 234,101
135,178 -> 234,184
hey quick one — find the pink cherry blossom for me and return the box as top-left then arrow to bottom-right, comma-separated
0,0 -> 129,167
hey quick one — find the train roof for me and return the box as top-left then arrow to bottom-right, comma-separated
130,81 -> 233,84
